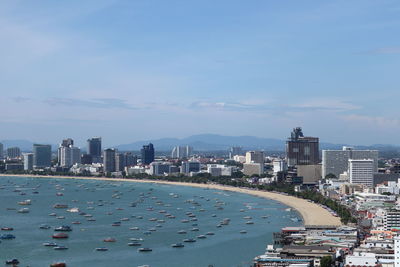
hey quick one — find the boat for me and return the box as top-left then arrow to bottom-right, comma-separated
130,227 -> 140,230
18,199 -> 31,205
103,237 -> 116,242
245,221 -> 254,225
177,230 -> 187,234
191,228 -> 199,232
71,221 -> 81,225
1,227 -> 14,231
50,262 -> 66,267
95,247 -> 108,251
240,230 -> 247,234
5,259 -> 19,265
143,231 -> 152,235
183,238 -> 196,243
39,224 -> 51,229
53,204 -> 68,209
52,233 -> 68,239
128,241 -> 142,246
137,247 -> 152,252
66,207 -> 79,213
17,208 -> 29,213
197,235 -> 207,239
54,226 -> 72,232
43,242 -> 58,247
130,237 -> 144,241
54,246 -> 68,250
243,216 -> 252,219
0,234 -> 16,239
171,243 -> 184,248
49,213 -> 57,216
206,232 -> 215,235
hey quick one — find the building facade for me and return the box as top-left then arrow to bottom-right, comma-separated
286,127 -> 319,166
349,159 -> 374,187
141,143 -> 155,165
23,153 -> 34,171
322,147 -> 379,178
171,146 -> 193,159
7,147 -> 21,159
33,144 -> 52,168
103,148 -> 117,173
87,137 -> 102,163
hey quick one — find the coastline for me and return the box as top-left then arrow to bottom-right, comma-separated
0,174 -> 341,226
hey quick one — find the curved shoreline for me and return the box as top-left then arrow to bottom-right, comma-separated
0,174 -> 341,226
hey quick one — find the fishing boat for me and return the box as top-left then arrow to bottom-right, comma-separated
43,242 -> 58,247
52,233 -> 68,239
1,227 -> 14,231
171,243 -> 184,248
0,234 -> 16,239
137,247 -> 152,252
54,246 -> 68,250
95,247 -> 108,251
183,238 -> 196,243
18,199 -> 31,205
54,226 -> 72,232
5,259 -> 19,265
50,262 -> 66,267
128,242 -> 141,246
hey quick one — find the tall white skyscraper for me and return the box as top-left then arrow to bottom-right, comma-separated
58,139 -> 81,168
349,159 -> 374,187
171,146 -> 193,159
59,146 -> 81,167
23,153 -> 34,171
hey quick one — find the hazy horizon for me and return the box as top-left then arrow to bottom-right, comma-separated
1,1 -> 400,145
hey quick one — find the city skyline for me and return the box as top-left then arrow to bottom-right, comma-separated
1,1 -> 400,145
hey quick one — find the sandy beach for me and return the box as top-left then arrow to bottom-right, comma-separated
0,174 -> 341,226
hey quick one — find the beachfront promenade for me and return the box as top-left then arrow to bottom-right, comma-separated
0,174 -> 342,226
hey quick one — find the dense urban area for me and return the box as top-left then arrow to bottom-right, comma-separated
2,127 -> 400,267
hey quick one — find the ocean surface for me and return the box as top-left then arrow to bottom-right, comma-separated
0,177 -> 301,267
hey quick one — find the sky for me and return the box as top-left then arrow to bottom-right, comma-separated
1,0 -> 400,147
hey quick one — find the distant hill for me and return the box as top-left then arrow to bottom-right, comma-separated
115,134 -> 285,151
2,135 -> 400,153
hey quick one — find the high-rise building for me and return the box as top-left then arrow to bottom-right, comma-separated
58,138 -> 81,168
348,159 -> 374,187
229,147 -> 243,159
59,146 -> 81,167
0,142 -> 3,160
273,159 -> 287,174
115,153 -> 125,172
286,127 -> 319,166
322,147 -> 378,178
81,154 -> 93,165
124,152 -> 137,167
245,151 -> 265,165
87,137 -> 102,163
141,143 -> 155,165
181,161 -> 201,174
23,153 -> 34,171
7,147 -> 21,159
33,144 -> 52,168
103,148 -> 117,173
171,146 -> 193,159
149,162 -> 172,176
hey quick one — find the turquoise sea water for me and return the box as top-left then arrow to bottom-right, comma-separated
0,177 -> 301,267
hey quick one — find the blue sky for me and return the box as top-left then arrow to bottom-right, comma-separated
1,0 -> 400,146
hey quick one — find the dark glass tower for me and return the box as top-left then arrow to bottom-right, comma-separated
87,137 -> 102,163
286,127 -> 319,167
141,143 -> 155,165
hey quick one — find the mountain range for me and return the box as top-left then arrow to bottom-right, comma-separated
1,134 -> 400,152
